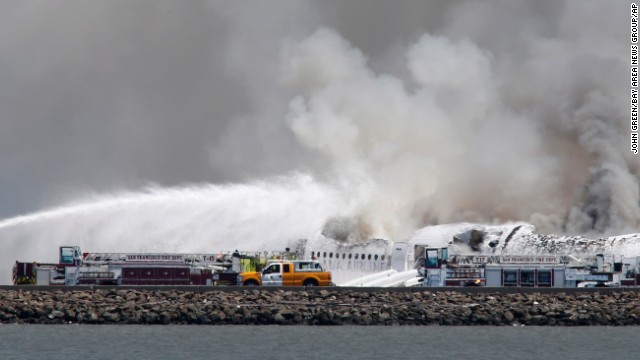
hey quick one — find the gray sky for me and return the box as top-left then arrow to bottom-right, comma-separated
0,1 -> 637,236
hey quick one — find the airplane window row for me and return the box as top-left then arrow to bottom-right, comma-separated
311,251 -> 385,261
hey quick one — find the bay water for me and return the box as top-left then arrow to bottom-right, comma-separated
0,325 -> 636,360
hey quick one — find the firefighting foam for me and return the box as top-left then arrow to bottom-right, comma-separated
0,175 -> 348,283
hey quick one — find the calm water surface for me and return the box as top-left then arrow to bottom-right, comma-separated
0,325 -> 636,360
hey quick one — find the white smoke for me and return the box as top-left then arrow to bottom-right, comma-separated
282,28 -> 638,240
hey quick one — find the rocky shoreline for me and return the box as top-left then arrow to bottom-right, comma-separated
1,288 -> 640,326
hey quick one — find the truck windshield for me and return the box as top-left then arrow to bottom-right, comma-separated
60,247 -> 75,264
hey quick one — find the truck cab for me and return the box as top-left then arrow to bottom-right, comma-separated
59,246 -> 82,266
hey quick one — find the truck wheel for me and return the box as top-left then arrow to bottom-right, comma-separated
244,280 -> 259,286
303,279 -> 318,287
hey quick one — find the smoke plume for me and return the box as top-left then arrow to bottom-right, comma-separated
283,25 -> 639,238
